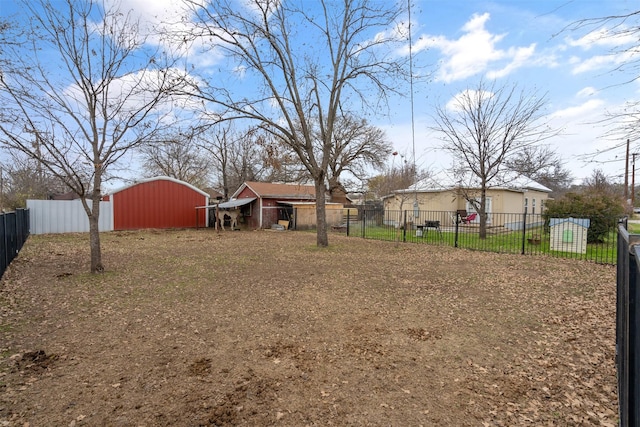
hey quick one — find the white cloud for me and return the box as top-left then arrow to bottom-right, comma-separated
486,44 -> 536,79
577,86 -> 597,97
428,13 -> 506,82
100,0 -> 224,69
571,50 -> 638,75
563,24 -> 640,76
233,65 -> 248,80
418,13 -> 544,83
565,27 -> 637,51
550,99 -> 605,120
445,89 -> 495,112
103,0 -> 190,41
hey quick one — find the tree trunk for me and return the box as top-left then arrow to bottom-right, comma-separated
479,189 -> 487,239
314,180 -> 328,247
89,193 -> 104,273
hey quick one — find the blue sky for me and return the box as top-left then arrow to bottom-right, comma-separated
383,0 -> 639,184
1,0 -> 638,187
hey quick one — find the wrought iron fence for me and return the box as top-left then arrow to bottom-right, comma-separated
0,208 -> 30,279
616,225 -> 640,426
343,209 -> 618,264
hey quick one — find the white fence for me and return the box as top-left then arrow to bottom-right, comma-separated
27,199 -> 114,235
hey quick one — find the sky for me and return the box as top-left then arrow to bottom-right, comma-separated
381,0 -> 639,185
1,0 -> 639,189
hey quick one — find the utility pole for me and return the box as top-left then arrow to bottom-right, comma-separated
633,152 -> 637,208
625,138 -> 630,201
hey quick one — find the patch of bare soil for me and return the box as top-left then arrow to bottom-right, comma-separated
0,229 -> 617,426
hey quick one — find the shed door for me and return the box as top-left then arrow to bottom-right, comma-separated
563,229 -> 574,243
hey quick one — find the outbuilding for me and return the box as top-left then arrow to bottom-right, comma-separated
221,181 -> 345,230
106,176 -> 209,230
549,217 -> 590,254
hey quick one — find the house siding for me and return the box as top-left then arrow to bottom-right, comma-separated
384,188 -> 549,217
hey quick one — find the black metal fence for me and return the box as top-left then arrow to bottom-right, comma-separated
0,208 -> 30,279
617,225 -> 640,426
343,209 -> 618,264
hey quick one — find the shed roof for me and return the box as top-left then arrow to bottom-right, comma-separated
109,176 -> 210,198
231,181 -> 316,199
549,217 -> 591,228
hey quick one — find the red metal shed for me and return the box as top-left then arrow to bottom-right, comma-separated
109,176 -> 209,230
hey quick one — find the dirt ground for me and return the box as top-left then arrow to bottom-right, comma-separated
0,229 -> 618,426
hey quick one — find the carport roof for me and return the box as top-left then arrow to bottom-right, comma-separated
218,197 -> 256,209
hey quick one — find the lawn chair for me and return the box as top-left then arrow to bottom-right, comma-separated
456,210 -> 477,224
464,213 -> 477,224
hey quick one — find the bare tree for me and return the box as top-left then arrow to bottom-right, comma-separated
198,124 -> 272,200
432,80 -> 555,238
140,129 -> 213,189
368,155 -> 422,201
563,10 -> 640,160
0,0 -> 183,272
180,0 -> 405,246
326,116 -> 392,200
583,168 -> 620,198
0,154 -> 68,210
505,145 -> 573,196
260,147 -> 309,186
564,10 -> 640,86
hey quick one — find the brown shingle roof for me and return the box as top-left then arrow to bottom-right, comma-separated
244,181 -> 315,199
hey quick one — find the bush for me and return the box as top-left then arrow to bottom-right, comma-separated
543,192 -> 624,243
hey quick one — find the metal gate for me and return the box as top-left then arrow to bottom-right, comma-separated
617,224 -> 640,426
0,209 -> 30,278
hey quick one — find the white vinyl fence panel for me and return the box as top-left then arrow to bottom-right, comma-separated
27,199 -> 113,235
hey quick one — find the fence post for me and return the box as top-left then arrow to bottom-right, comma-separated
2,212 -> 7,271
403,210 -> 407,242
454,211 -> 460,248
346,209 -> 350,237
521,207 -> 528,255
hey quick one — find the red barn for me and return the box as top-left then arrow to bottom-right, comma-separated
108,176 -> 209,230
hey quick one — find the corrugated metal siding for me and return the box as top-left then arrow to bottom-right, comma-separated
27,199 -> 113,235
112,179 -> 207,230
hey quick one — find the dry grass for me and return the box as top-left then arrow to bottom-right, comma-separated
0,229 -> 618,426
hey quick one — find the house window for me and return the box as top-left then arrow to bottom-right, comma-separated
524,198 -> 528,212
466,197 -> 492,224
540,199 -> 545,213
532,198 -> 536,215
